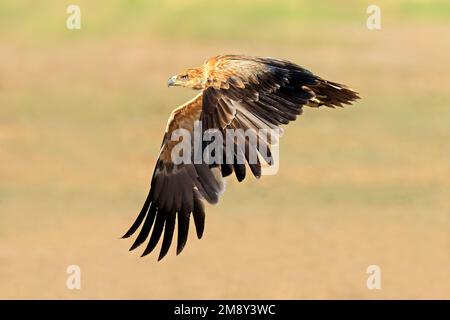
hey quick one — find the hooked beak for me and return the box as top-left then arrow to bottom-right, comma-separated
167,75 -> 177,87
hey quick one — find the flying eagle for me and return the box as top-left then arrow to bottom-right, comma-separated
122,55 -> 360,260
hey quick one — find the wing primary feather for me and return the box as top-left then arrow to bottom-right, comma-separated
122,189 -> 152,238
161,174 -> 176,211
141,208 -> 166,257
129,202 -> 157,251
176,204 -> 191,255
233,162 -> 246,182
192,195 -> 205,239
158,209 -> 176,261
221,163 -> 234,177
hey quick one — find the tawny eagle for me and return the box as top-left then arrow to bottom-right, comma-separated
123,55 -> 360,260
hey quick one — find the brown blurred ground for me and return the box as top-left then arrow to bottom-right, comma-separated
0,2 -> 449,299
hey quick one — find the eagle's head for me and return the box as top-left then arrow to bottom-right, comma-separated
167,67 -> 204,90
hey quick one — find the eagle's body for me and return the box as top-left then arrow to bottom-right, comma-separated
123,55 -> 360,260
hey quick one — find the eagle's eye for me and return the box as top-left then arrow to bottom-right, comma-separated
180,75 -> 189,81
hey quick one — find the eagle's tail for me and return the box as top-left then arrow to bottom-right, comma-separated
304,79 -> 360,108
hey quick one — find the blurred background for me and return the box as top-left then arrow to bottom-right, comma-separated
0,0 -> 449,299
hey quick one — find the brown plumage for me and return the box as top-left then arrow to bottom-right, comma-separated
123,55 -> 360,260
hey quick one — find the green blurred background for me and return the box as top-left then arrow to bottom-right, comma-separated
0,0 -> 449,299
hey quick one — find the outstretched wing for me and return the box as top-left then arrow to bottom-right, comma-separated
122,94 -> 225,260
200,55 -> 360,181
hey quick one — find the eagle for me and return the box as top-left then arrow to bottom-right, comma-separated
122,55 -> 360,260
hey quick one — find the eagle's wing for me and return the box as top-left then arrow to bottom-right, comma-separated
122,93 -> 225,260
200,55 -> 360,181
